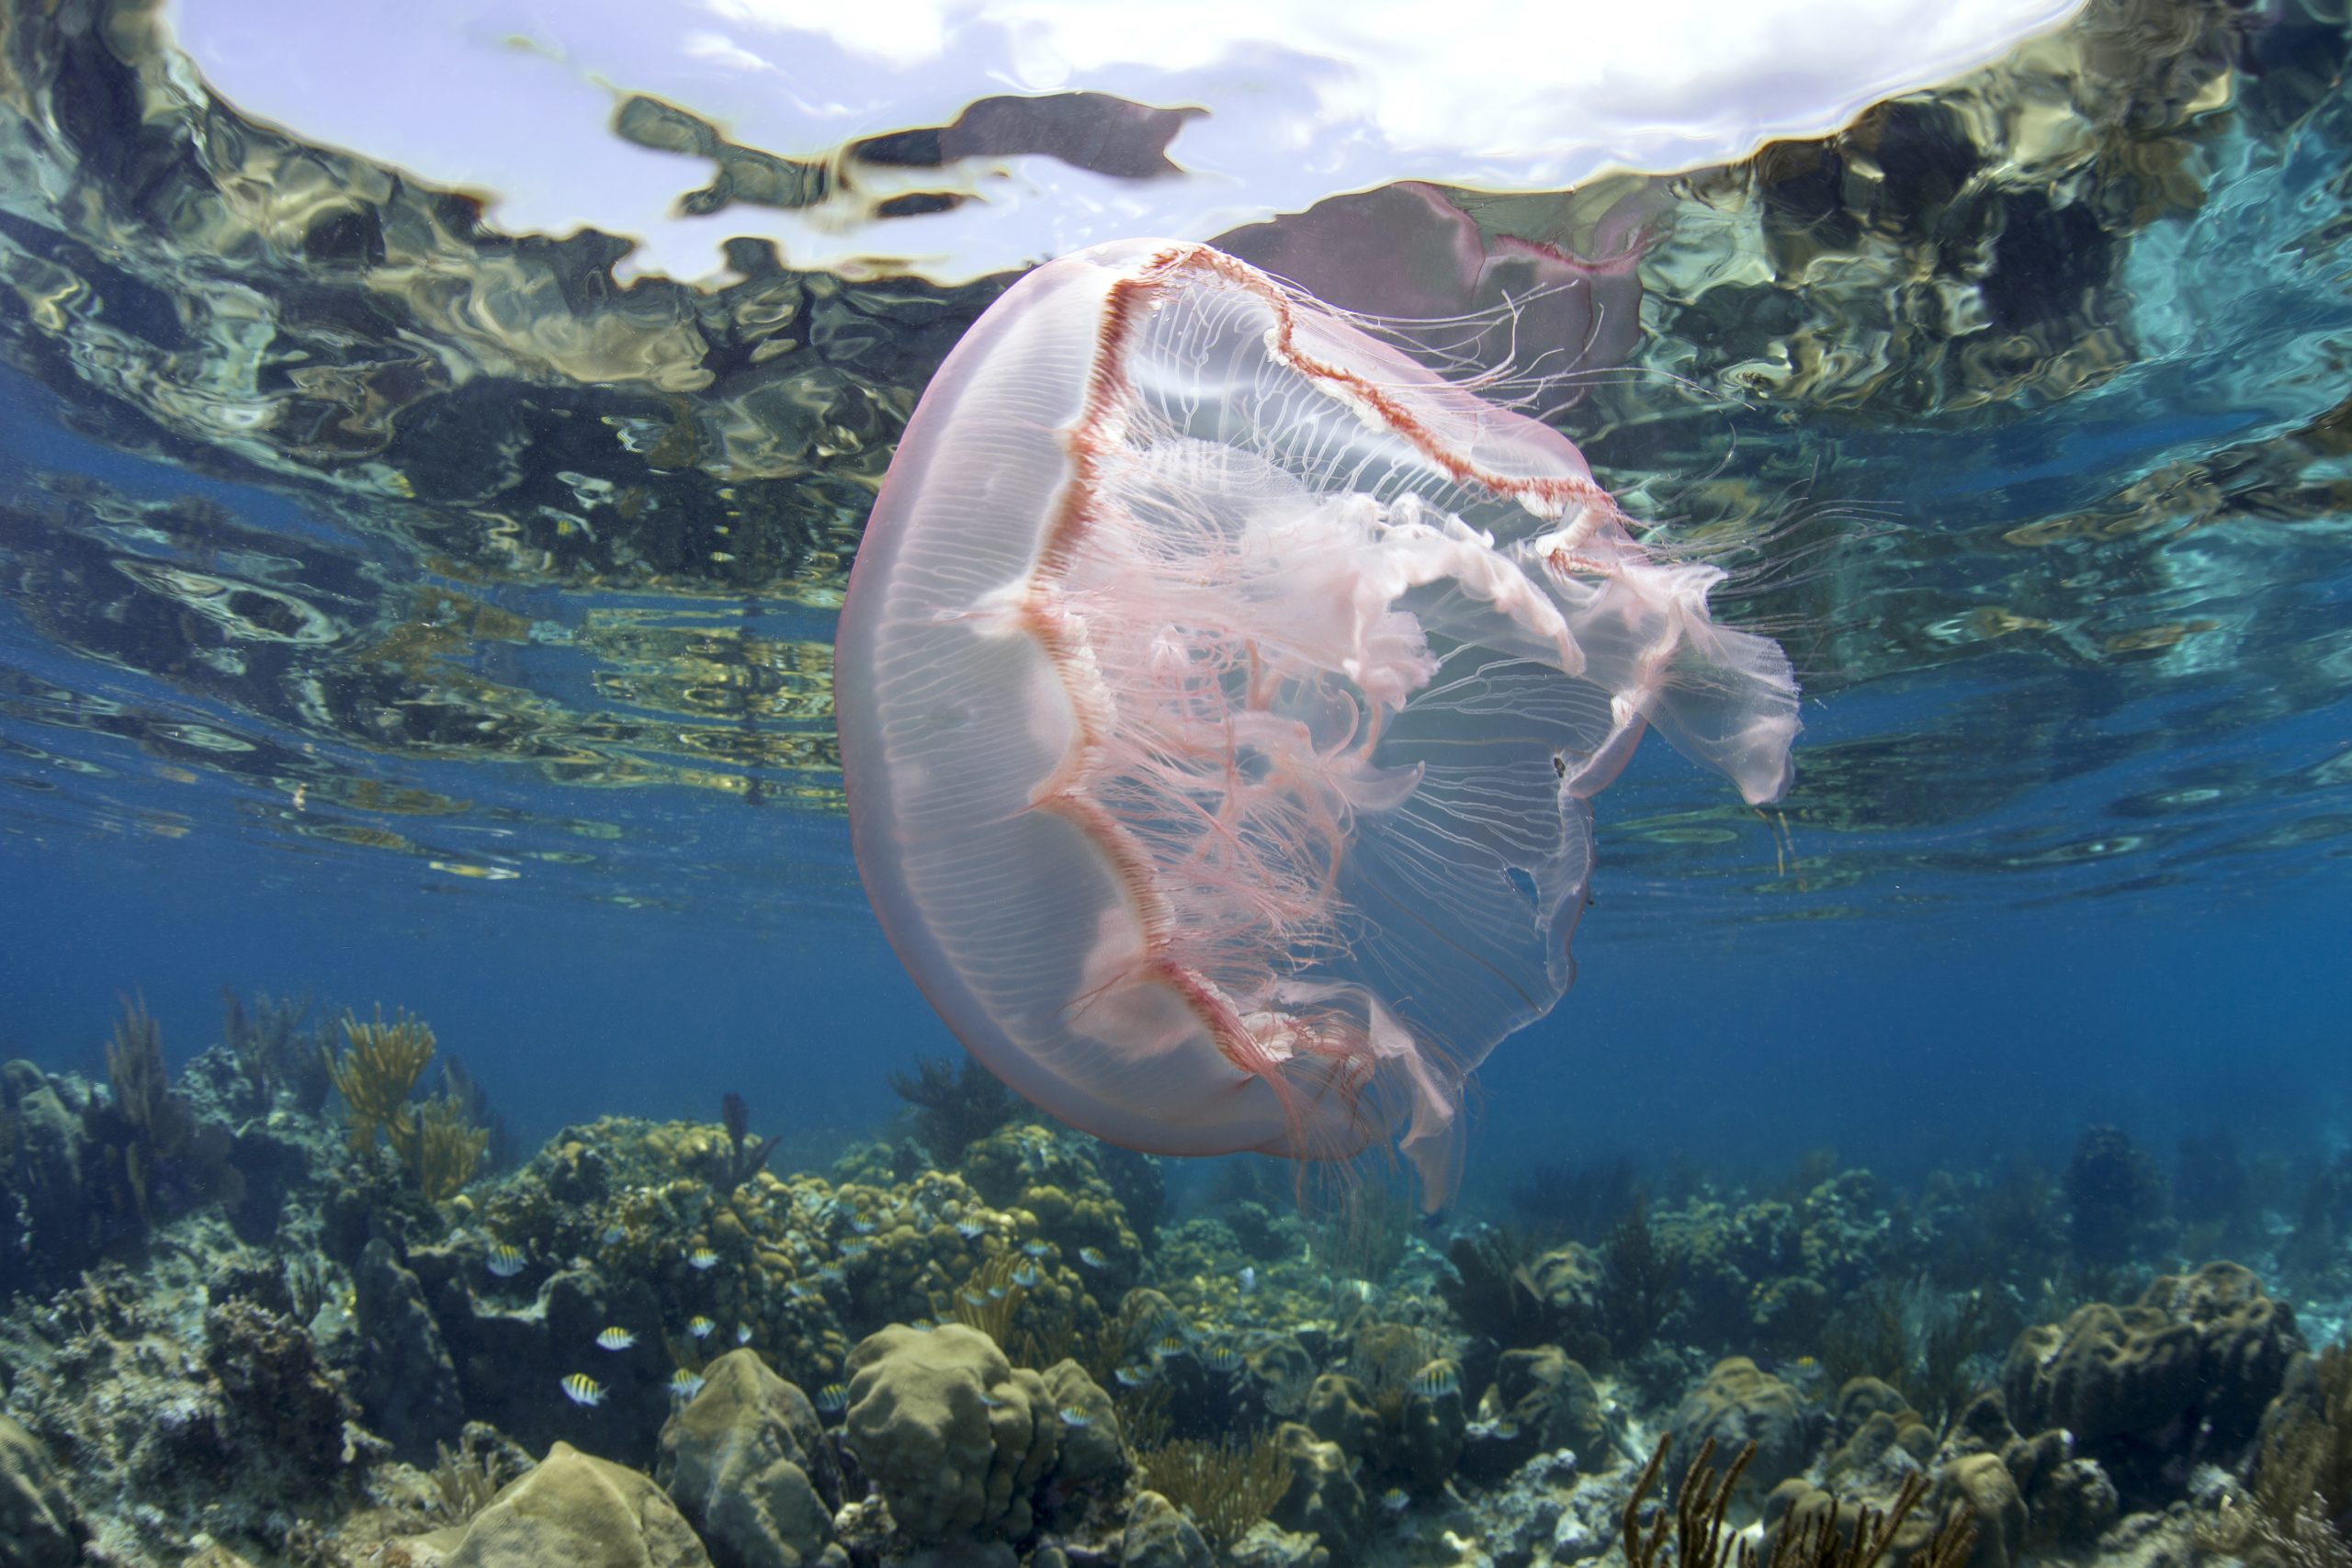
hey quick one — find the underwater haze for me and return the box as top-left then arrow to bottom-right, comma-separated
0,2 -> 2349,1565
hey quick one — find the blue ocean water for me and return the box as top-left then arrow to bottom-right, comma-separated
0,0 -> 2342,1241
6,8 -> 2352,1563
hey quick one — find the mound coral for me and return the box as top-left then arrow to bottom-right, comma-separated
656,1349 -> 846,1568
841,1324 -> 1061,1543
2000,1261 -> 2300,1498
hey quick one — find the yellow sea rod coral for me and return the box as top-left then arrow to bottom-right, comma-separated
395,1092 -> 491,1203
323,1006 -> 435,1153
322,1006 -> 487,1201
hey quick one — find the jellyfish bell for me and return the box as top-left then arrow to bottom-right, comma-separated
835,238 -> 1799,1209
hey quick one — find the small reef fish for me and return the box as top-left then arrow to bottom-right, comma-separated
1057,1405 -> 1092,1427
1011,1264 -> 1041,1288
1077,1247 -> 1108,1269
954,1219 -> 987,1239
849,1216 -> 877,1235
1409,1367 -> 1461,1400
735,1324 -> 753,1346
601,1225 -> 627,1247
1198,1345 -> 1242,1374
594,1327 -> 637,1351
1020,1240 -> 1051,1259
959,1289 -> 988,1307
1151,1335 -> 1188,1360
1381,1487 -> 1410,1513
1238,1266 -> 1256,1294
1114,1363 -> 1156,1388
985,1285 -> 1009,1301
839,1241 -> 871,1261
686,1315 -> 716,1340
685,1247 -> 720,1271
486,1245 -> 526,1279
816,1265 -> 847,1286
668,1370 -> 706,1401
814,1382 -> 849,1414
560,1373 -> 605,1407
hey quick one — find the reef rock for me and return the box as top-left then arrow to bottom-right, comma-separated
1464,1347 -> 1611,1482
842,1324 -> 1059,1543
1820,1378 -> 1938,1488
656,1348 -> 846,1568
1269,1422 -> 1366,1557
1040,1359 -> 1124,1485
1122,1491 -> 1213,1568
1303,1365 -> 1465,1491
0,1416 -> 85,1568
1670,1358 -> 1813,1495
2000,1262 -> 2299,1495
443,1442 -> 714,1568
353,1237 -> 465,1459
202,1297 -> 365,1492
1939,1452 -> 2029,1568
0,1061 -> 87,1289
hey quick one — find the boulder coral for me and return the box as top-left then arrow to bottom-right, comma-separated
1302,1361 -> 1466,1491
655,1348 -> 846,1568
442,1442 -> 714,1568
1669,1358 -> 1814,1495
1270,1422 -> 1366,1557
841,1324 -> 1061,1542
2000,1261 -> 2300,1495
1463,1346 -> 1612,1482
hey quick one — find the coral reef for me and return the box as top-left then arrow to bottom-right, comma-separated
887,1055 -> 1020,1164
0,1415 -> 85,1567
6,986 -> 2349,1568
714,1092 -> 781,1194
87,996 -> 245,1233
220,988 -> 333,1115
2064,1124 -> 2168,1269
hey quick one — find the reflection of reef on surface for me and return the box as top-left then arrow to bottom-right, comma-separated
0,0 -> 2346,919
6,987 -> 2352,1566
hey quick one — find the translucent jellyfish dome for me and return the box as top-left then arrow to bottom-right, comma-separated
834,241 -> 1799,1206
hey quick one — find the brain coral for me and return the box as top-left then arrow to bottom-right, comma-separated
842,1324 -> 1060,1542
2000,1261 -> 2300,1495
1669,1358 -> 1813,1495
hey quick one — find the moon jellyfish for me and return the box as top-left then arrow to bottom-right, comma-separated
835,239 -> 1798,1208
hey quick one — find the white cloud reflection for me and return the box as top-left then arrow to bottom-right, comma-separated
164,0 -> 2087,284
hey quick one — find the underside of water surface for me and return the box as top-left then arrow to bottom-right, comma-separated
0,0 -> 2343,930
